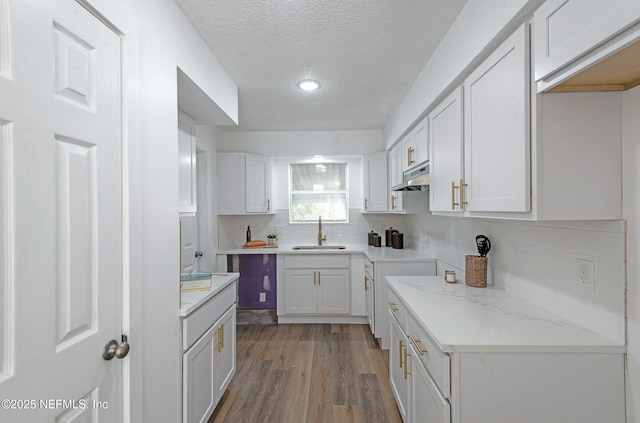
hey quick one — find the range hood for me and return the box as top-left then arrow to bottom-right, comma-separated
392,164 -> 430,191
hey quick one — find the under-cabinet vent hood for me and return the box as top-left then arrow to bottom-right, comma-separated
392,164 -> 430,191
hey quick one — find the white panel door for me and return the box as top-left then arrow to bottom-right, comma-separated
180,216 -> 198,274
429,86 -> 464,212
464,24 -> 530,212
0,0 -> 124,421
178,118 -> 197,214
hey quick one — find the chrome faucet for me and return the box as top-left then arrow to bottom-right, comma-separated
318,216 -> 326,246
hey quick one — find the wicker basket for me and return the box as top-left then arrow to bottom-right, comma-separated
465,255 -> 488,288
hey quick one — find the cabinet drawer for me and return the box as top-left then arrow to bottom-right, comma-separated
285,254 -> 350,269
408,312 -> 451,398
388,288 -> 407,333
183,283 -> 236,350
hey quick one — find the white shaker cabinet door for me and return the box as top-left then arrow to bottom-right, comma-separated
245,153 -> 272,213
464,24 -> 530,213
429,87 -> 464,213
534,0 -> 640,82
363,151 -> 389,212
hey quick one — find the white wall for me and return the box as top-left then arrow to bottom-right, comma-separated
81,0 -> 238,421
407,215 -> 625,342
221,129 -> 384,155
623,85 -> 640,423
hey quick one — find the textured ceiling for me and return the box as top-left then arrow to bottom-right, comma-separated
174,0 -> 468,131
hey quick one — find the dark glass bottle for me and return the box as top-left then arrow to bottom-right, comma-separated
246,226 -> 251,243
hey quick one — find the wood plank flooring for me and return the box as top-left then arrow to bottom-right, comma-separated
209,324 -> 402,423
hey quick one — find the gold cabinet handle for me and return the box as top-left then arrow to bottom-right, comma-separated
364,275 -> 369,291
388,302 -> 398,312
452,181 -> 459,210
460,179 -> 468,208
399,340 -> 404,368
215,326 -> 222,352
391,194 -> 396,210
364,197 -> 368,211
407,147 -> 415,166
267,198 -> 270,211
318,271 -> 320,285
410,336 -> 427,355
403,345 -> 412,380
313,271 -> 317,285
220,323 -> 224,349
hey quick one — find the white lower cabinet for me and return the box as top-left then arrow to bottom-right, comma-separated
364,257 -> 375,334
388,279 -> 625,423
182,283 -> 237,423
279,254 -> 354,321
284,268 -> 350,314
389,310 -> 410,422
410,350 -> 450,423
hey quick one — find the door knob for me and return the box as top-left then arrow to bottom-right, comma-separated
195,251 -> 203,258
102,335 -> 130,360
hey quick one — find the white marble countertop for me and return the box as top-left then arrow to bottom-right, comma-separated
218,243 -> 435,263
388,276 -> 625,354
179,272 -> 239,317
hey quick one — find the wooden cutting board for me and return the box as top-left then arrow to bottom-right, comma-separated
242,244 -> 278,249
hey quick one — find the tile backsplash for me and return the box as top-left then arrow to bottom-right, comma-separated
407,214 -> 626,343
218,209 -> 411,249
218,210 -> 625,342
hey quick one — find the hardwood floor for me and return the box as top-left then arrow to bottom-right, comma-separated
209,324 -> 402,423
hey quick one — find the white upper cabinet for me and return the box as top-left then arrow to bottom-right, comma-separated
217,152 -> 273,215
245,153 -> 272,213
429,87 -> 464,213
534,0 -> 640,84
178,117 -> 197,214
363,152 -> 389,213
389,143 -> 405,213
463,23 -> 530,213
401,116 -> 429,172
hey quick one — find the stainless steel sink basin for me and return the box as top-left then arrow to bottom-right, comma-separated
291,245 -> 347,250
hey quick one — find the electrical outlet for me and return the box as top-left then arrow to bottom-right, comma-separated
259,292 -> 266,302
575,258 -> 594,292
275,225 -> 284,235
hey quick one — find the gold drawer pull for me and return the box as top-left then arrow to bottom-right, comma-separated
460,179 -> 468,208
388,302 -> 398,312
410,336 -> 427,355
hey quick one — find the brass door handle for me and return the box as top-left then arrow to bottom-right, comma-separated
452,181 -> 459,210
391,194 -> 396,210
407,147 -> 415,166
410,336 -> 427,355
460,179 -> 468,208
364,275 -> 369,291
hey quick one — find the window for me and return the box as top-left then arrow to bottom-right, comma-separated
289,163 -> 348,223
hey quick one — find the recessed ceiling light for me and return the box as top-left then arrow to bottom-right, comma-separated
298,80 -> 320,91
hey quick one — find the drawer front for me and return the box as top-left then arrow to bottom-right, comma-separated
284,254 -> 350,269
388,288 -> 407,333
183,282 -> 236,350
408,312 -> 451,398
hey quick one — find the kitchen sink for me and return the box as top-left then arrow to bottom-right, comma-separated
291,245 -> 347,250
